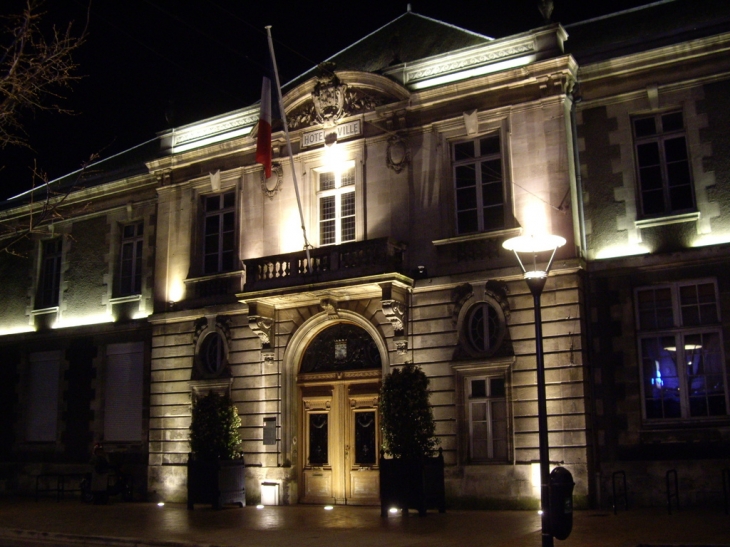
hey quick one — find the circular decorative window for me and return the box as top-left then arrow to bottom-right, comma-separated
463,300 -> 506,357
197,331 -> 227,377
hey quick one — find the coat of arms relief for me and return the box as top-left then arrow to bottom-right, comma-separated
287,63 -> 386,130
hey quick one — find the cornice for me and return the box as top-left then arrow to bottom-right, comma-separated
383,24 -> 568,89
0,173 -> 157,223
578,31 -> 730,85
238,272 -> 414,310
407,55 -> 577,112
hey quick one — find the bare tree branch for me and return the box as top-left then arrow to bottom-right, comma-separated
0,1 -> 88,150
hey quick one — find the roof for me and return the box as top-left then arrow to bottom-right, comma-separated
565,0 -> 730,63
287,10 -> 492,90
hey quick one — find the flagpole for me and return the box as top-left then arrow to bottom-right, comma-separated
265,26 -> 312,273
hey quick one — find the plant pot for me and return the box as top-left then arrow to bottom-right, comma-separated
379,448 -> 445,516
187,455 -> 245,509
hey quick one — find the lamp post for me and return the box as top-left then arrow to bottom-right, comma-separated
503,234 -> 566,547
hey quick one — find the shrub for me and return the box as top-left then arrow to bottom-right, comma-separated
189,391 -> 242,461
380,363 -> 439,460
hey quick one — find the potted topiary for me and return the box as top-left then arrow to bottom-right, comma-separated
379,363 -> 445,516
187,390 -> 245,509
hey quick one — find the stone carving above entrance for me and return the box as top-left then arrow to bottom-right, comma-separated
320,297 -> 340,320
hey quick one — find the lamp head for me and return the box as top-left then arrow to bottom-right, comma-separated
503,233 -> 565,279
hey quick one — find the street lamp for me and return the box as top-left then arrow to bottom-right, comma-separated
503,233 -> 566,547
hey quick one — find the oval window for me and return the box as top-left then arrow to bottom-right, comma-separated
466,301 -> 503,355
199,331 -> 226,376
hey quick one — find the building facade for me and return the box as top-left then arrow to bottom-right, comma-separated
0,1 -> 728,508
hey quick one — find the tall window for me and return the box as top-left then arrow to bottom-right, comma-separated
466,375 -> 508,461
37,238 -> 62,309
203,191 -> 236,274
453,135 -> 504,234
318,167 -> 355,246
633,111 -> 694,217
636,280 -> 728,420
118,222 -> 144,296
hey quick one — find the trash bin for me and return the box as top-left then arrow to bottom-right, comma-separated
549,466 -> 574,541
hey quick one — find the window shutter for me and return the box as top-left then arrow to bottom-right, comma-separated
27,351 -> 61,442
104,342 -> 144,441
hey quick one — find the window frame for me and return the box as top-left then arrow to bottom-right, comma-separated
451,133 -> 506,235
201,190 -> 237,275
465,374 -> 509,462
454,360 -> 513,465
36,238 -> 63,310
632,110 -> 695,218
635,279 -> 729,422
117,221 -> 144,297
315,162 -> 357,247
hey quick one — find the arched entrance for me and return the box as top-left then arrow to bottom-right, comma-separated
298,322 -> 382,505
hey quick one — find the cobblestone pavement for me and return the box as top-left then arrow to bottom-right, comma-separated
0,498 -> 729,547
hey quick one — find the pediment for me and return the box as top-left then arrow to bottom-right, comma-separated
283,68 -> 410,131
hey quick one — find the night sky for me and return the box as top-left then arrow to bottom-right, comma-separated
1,0 -> 658,200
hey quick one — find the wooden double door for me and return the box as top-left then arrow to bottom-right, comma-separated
300,372 -> 381,505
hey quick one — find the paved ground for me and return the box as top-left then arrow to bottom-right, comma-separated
0,498 -> 729,547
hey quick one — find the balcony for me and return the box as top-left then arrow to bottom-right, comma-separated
181,270 -> 245,308
243,237 -> 406,293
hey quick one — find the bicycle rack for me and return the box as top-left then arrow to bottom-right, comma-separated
612,470 -> 628,514
666,469 -> 679,515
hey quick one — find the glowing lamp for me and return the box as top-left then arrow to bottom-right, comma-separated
502,234 -> 565,282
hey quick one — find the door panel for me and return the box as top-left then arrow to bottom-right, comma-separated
345,404 -> 379,504
300,379 -> 380,505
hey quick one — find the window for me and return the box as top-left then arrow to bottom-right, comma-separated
203,191 -> 236,274
104,342 -> 144,442
317,167 -> 355,246
633,111 -> 694,217
198,331 -> 226,377
37,238 -> 62,309
26,351 -> 61,442
466,375 -> 508,461
466,302 -> 504,355
118,222 -> 144,296
636,280 -> 728,420
457,294 -> 508,359
453,135 -> 504,234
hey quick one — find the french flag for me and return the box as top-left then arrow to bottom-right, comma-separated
256,63 -> 275,179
